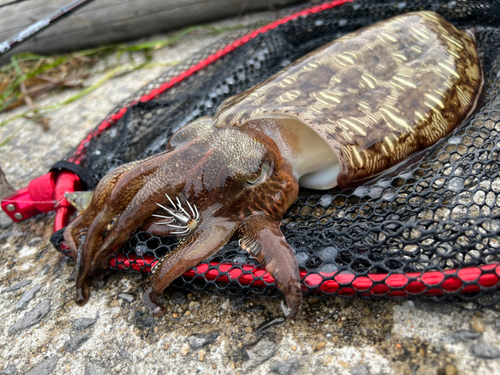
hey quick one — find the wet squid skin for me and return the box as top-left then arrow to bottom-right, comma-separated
63,11 -> 483,319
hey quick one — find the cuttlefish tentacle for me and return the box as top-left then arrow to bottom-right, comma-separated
67,157 -> 163,303
237,214 -> 302,319
72,149 -> 192,305
63,158 -> 147,261
142,218 -> 238,315
85,185 -> 185,281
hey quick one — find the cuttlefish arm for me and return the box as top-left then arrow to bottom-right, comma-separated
63,158 -> 148,261
142,217 -> 238,315
237,214 -> 302,319
69,138 -> 204,305
66,157 -> 162,303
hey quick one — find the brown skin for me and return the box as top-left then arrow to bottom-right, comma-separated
63,117 -> 302,318
215,12 -> 483,188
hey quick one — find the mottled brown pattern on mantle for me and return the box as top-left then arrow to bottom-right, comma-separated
215,12 -> 483,188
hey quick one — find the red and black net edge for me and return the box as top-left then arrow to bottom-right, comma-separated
50,0 -> 500,309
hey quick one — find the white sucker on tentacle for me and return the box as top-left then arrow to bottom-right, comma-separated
154,194 -> 200,235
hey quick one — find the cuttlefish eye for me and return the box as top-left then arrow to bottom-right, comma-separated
244,160 -> 273,188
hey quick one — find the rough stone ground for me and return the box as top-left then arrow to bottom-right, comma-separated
1,9 -> 500,375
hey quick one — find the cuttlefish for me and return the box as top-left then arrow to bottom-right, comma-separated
63,11 -> 483,319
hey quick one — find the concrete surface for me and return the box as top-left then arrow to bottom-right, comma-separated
1,10 -> 500,375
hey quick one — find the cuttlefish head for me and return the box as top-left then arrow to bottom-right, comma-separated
139,117 -> 303,318
170,118 -> 300,219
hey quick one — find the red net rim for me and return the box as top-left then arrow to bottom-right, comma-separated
109,255 -> 500,297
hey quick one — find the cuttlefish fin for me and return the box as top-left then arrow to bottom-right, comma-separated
237,214 -> 302,319
142,218 -> 238,315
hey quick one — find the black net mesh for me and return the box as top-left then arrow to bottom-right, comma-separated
52,0 -> 500,309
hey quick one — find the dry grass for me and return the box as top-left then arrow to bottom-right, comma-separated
0,24 -> 247,142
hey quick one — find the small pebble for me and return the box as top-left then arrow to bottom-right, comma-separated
470,316 -> 485,332
64,332 -> 92,352
315,341 -> 326,351
180,345 -> 190,356
0,365 -> 17,375
308,298 -> 319,304
352,364 -> 369,375
25,356 -> 58,375
198,350 -> 206,362
96,280 -> 107,289
1,280 -> 32,294
230,297 -> 245,311
127,312 -> 135,323
119,349 -> 133,361
134,315 -> 155,329
16,285 -> 42,310
0,211 -> 13,229
84,362 -> 108,375
242,338 -> 278,373
322,354 -> 333,365
41,265 -> 51,275
269,358 -> 301,375
187,332 -> 219,349
471,343 -> 500,359
170,289 -> 187,304
444,364 -> 457,375
73,317 -> 97,331
8,299 -> 50,335
188,301 -> 200,310
117,293 -> 135,303
28,237 -> 43,247
442,330 -> 481,343
221,299 -> 230,310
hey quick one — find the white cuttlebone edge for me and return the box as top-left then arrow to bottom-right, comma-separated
244,114 -> 340,190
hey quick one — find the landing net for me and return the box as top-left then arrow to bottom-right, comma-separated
51,0 -> 500,309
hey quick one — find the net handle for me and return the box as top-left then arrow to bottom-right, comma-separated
0,0 -> 95,55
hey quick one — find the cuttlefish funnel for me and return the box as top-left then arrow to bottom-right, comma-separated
64,11 -> 483,320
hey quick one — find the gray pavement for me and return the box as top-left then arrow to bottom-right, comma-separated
1,11 -> 500,375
